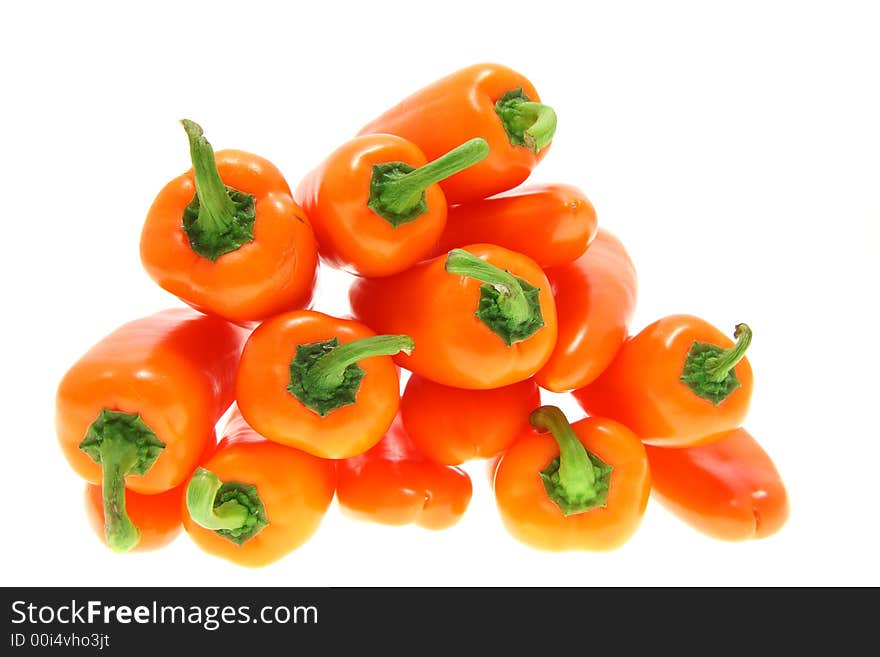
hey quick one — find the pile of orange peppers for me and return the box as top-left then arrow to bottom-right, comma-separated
56,63 -> 788,567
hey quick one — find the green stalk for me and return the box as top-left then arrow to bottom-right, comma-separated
368,138 -> 489,226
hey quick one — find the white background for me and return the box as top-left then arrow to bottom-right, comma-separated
3,1 -> 878,586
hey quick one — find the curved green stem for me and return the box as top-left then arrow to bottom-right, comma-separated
706,323 -> 752,383
78,410 -> 165,553
98,442 -> 140,553
680,323 -> 753,405
530,406 -> 612,516
445,249 -> 545,345
180,119 -> 256,261
368,138 -> 489,227
495,89 -> 557,153
186,468 -> 249,531
445,249 -> 529,324
288,334 -> 414,416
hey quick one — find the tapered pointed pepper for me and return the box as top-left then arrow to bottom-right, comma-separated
350,244 -> 557,389
359,63 -> 557,204
84,483 -> 185,552
401,374 -> 540,465
236,310 -> 413,459
141,120 -> 318,325
645,428 -> 789,541
492,406 -> 650,551
183,409 -> 335,567
295,134 -> 489,277
536,229 -> 637,392
56,309 -> 246,552
433,184 -> 598,267
336,416 -> 472,529
574,315 -> 753,447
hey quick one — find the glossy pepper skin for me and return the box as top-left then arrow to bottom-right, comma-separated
336,416 -> 472,529
401,374 -> 540,465
536,229 -> 637,392
493,406 -> 650,551
84,483 -> 185,552
645,428 -> 789,541
433,184 -> 598,268
236,310 -> 412,459
183,409 -> 335,568
141,120 -> 317,325
56,308 -> 245,552
359,63 -> 556,204
295,134 -> 488,277
574,315 -> 754,447
350,244 -> 557,389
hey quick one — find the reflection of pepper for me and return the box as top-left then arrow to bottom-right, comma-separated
492,406 -> 650,551
295,134 -> 488,277
645,428 -> 789,541
359,63 -> 556,204
401,374 -> 540,465
84,484 -> 185,552
56,309 -> 245,552
336,416 -> 472,529
574,315 -> 753,447
236,310 -> 412,458
434,184 -> 597,267
141,120 -> 317,325
184,409 -> 335,567
536,229 -> 636,392
350,244 -> 557,389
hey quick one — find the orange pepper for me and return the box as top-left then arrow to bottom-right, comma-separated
140,120 -> 317,325
359,63 -> 556,204
645,428 -> 789,541
536,229 -> 637,392
84,483 -> 184,552
336,416 -> 472,530
349,244 -> 557,389
295,134 -> 488,277
400,374 -> 540,465
55,309 -> 245,552
433,184 -> 598,267
183,409 -> 335,567
236,310 -> 412,459
492,406 -> 650,551
574,315 -> 753,447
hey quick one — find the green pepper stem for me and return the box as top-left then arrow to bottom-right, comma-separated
97,437 -> 141,553
371,138 -> 489,216
186,468 -> 249,531
495,90 -> 557,153
445,249 -> 530,325
182,119 -> 237,237
706,323 -> 752,383
303,334 -> 414,394
530,406 -> 596,498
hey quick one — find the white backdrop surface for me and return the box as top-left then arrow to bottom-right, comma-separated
2,0 -> 878,586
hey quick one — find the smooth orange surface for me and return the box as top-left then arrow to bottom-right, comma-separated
349,243 -> 557,389
336,417 -> 472,529
85,483 -> 184,552
56,309 -> 245,494
183,410 -> 335,567
536,229 -> 637,392
434,184 -> 597,267
574,314 -> 753,447
401,374 -> 540,465
359,63 -> 549,204
236,310 -> 402,459
493,417 -> 650,551
295,134 -> 447,277
141,149 -> 318,325
646,428 -> 789,541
